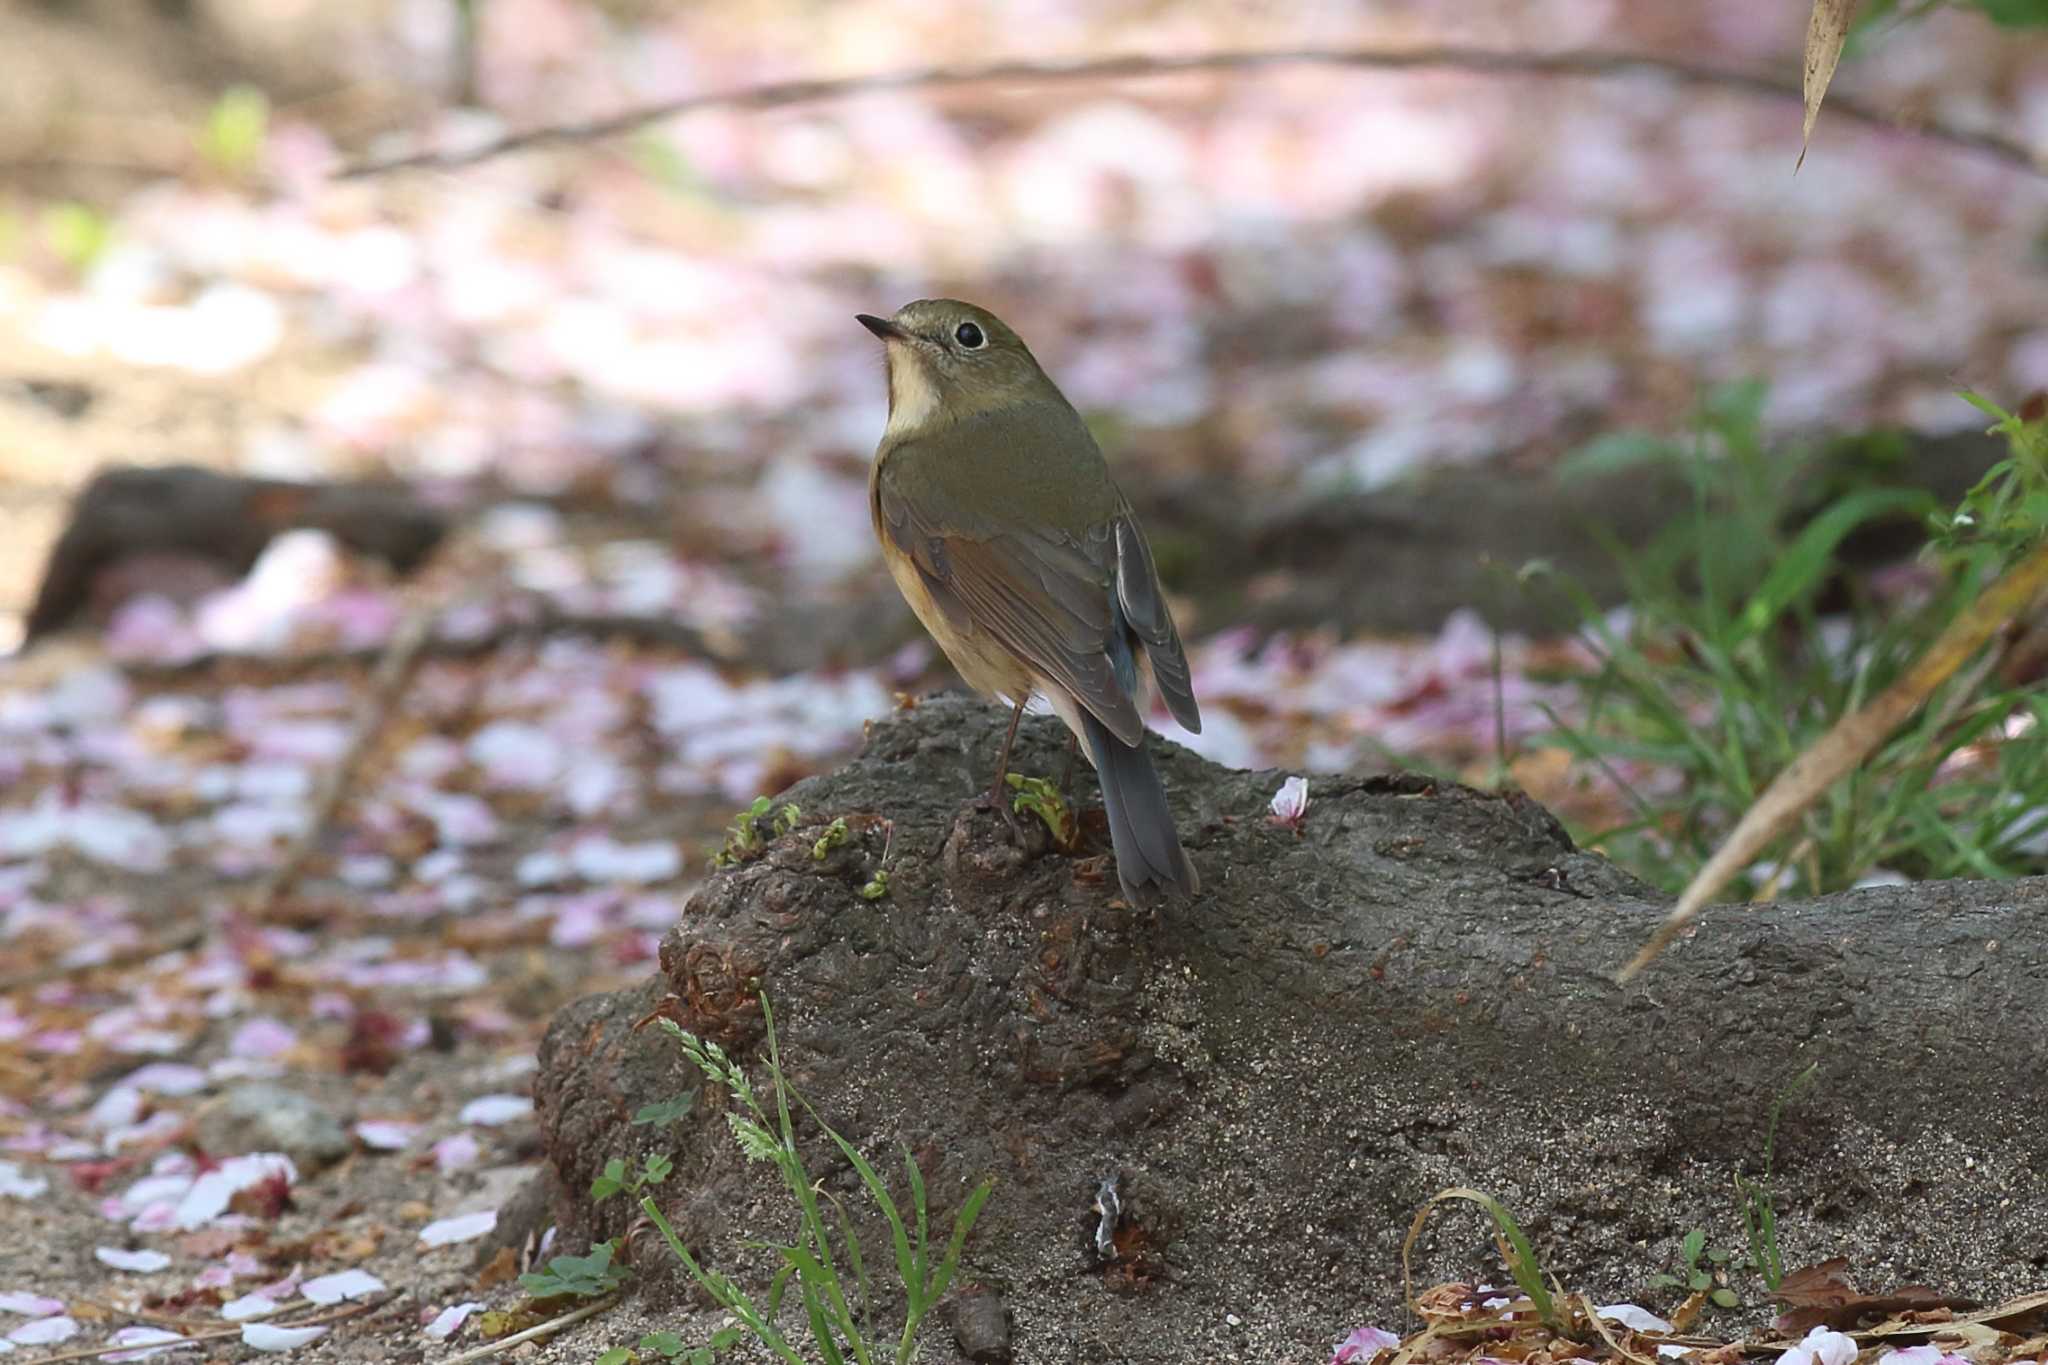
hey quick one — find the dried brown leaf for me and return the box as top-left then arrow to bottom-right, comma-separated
1669,1288 -> 1710,1335
476,1244 -> 520,1290
1771,1258 -> 1974,1335
1801,0 -> 1859,169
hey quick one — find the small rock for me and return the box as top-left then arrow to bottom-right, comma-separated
192,1084 -> 350,1170
947,1287 -> 1012,1364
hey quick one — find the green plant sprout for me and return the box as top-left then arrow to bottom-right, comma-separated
591,1151 -> 672,1202
1647,1226 -> 1740,1308
597,1326 -> 746,1365
1403,1187 -> 1565,1335
712,797 -> 805,867
197,85 -> 269,177
1005,773 -> 1078,850
638,996 -> 993,1365
519,1240 -> 627,1300
1738,1062 -> 1819,1291
812,817 -> 851,860
632,1094 -> 697,1127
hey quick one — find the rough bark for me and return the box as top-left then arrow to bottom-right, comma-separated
532,694 -> 2048,1364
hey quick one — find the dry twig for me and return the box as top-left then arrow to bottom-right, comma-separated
245,599 -> 440,917
435,1297 -> 617,1364
1619,539 -> 2048,981
338,46 -> 2044,181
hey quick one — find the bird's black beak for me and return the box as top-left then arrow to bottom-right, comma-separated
856,313 -> 907,342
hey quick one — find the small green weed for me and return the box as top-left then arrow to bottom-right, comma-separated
1647,1226 -> 1740,1308
197,85 -> 268,177
519,1240 -> 627,1300
41,202 -> 113,275
1005,774 -> 1078,850
632,1094 -> 697,1127
712,797 -> 804,868
859,818 -> 896,900
812,817 -> 851,860
596,1326 -> 745,1365
631,130 -> 703,195
1737,1062 -> 1818,1292
591,1151 -> 673,1202
639,996 -> 993,1365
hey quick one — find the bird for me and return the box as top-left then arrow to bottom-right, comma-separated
858,298 -> 1202,905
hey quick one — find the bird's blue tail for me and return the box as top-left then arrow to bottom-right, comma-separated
1079,711 -> 1198,905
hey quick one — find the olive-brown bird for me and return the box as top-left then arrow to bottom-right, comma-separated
859,299 -> 1201,904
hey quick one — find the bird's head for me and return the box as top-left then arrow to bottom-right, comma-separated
857,299 -> 1059,436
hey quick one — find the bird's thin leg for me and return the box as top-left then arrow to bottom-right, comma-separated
973,698 -> 1030,842
985,697 -> 1026,808
1056,732 -> 1079,793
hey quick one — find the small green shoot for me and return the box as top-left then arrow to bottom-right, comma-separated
860,818 -> 896,900
519,1239 -> 627,1300
1648,1226 -> 1740,1307
1738,1061 -> 1819,1292
197,85 -> 269,177
632,1093 -> 697,1127
812,817 -> 851,860
612,1327 -> 743,1364
711,798 -> 804,867
591,1152 -> 673,1202
1402,1187 -> 1565,1334
42,203 -> 113,275
632,130 -> 702,194
1005,773 -> 1078,850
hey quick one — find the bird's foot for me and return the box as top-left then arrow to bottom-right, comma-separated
973,789 -> 1030,844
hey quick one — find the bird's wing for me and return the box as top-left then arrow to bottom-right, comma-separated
1111,509 -> 1201,735
877,467 -> 1148,746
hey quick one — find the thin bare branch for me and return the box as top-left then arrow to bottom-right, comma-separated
435,1297 -> 616,1364
245,598 -> 441,917
337,45 -> 2043,181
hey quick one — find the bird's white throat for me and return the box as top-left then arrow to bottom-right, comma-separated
883,349 -> 942,438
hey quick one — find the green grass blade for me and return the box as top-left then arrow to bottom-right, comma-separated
792,1263 -> 848,1365
928,1178 -> 995,1304
903,1148 -> 931,1296
1732,489 -> 1934,643
823,1189 -> 877,1349
805,1103 -> 917,1309
1401,1187 -> 1561,1333
640,1196 -> 808,1365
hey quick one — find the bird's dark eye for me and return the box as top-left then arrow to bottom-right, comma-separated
953,322 -> 985,349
